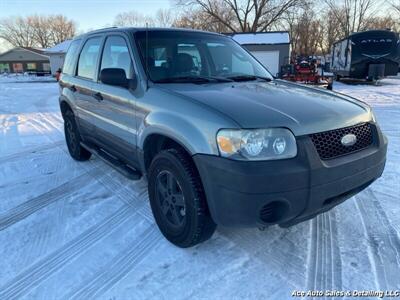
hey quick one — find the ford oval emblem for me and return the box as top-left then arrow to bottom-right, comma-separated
341,134 -> 357,147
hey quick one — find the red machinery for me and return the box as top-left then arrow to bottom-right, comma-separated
281,58 -> 332,86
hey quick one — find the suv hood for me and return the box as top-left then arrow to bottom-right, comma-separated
158,80 -> 372,136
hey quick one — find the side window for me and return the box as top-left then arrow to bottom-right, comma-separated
63,39 -> 81,75
77,37 -> 102,79
100,36 -> 133,79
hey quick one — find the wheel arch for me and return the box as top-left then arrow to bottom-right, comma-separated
60,100 -> 72,115
138,111 -> 220,172
141,132 -> 194,173
59,96 -> 77,118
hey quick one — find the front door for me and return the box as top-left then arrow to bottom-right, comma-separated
90,34 -> 138,166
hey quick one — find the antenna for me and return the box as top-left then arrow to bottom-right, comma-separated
145,22 -> 149,90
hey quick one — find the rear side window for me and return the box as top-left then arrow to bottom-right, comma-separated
100,36 -> 133,79
63,39 -> 81,75
77,37 -> 102,80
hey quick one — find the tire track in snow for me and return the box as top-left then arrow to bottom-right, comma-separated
0,141 -> 64,164
64,226 -> 160,300
32,111 -> 154,222
28,115 -> 63,147
18,149 -> 70,268
89,168 -> 153,222
0,114 -> 22,132
305,211 -> 342,299
0,205 -> 136,300
355,188 -> 400,290
33,112 -> 64,136
0,169 -> 100,231
29,112 -> 153,223
219,227 -> 303,288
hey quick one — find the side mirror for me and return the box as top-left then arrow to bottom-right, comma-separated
100,68 -> 129,88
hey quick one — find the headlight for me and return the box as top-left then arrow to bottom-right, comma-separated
217,128 -> 297,160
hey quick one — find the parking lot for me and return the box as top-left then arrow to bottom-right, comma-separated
0,77 -> 399,299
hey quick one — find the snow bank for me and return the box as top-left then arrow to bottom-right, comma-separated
0,73 -> 55,83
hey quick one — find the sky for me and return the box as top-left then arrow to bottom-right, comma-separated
0,0 -> 172,51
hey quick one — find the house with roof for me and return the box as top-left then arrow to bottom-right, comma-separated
230,31 -> 290,77
0,47 -> 50,74
44,40 -> 72,75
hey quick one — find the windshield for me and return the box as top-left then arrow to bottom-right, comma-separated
135,30 -> 273,83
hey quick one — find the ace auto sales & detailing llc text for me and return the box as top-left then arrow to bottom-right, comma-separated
292,290 -> 400,298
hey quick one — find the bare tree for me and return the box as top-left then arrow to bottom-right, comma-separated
155,9 -> 175,27
28,15 -> 53,48
390,0 -> 400,14
48,15 -> 76,45
324,0 -> 380,37
174,4 -> 236,32
319,9 -> 345,56
0,17 -> 35,47
0,14 -> 75,48
363,15 -> 399,30
281,5 -> 307,57
114,11 -> 155,27
290,8 -> 324,56
176,0 -> 307,32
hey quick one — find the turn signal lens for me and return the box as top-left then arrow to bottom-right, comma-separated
217,136 -> 233,153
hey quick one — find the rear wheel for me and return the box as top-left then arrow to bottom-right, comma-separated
64,110 -> 91,161
148,149 -> 216,248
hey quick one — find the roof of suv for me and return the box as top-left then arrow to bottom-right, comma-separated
75,27 -> 223,40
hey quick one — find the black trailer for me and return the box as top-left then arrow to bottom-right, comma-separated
331,30 -> 400,81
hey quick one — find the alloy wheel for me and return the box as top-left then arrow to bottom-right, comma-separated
155,170 -> 186,229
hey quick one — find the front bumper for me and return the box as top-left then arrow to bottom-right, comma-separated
193,123 -> 387,227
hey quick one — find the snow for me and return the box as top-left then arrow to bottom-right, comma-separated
232,32 -> 290,45
0,73 -> 55,83
0,76 -> 399,299
44,40 -> 72,54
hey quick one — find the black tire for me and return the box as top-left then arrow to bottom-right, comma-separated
64,110 -> 91,161
148,149 -> 216,248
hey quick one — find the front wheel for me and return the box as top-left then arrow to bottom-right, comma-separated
148,149 -> 216,248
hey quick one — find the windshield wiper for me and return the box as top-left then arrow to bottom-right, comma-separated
154,75 -> 233,84
227,75 -> 272,82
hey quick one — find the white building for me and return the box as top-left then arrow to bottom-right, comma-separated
44,40 -> 72,75
230,32 -> 290,77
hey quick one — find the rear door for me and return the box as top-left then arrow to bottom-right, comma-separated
90,34 -> 138,165
73,35 -> 104,138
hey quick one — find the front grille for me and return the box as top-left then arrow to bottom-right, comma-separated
310,123 -> 373,160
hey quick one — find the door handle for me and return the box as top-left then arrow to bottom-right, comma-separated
69,85 -> 77,92
93,92 -> 103,101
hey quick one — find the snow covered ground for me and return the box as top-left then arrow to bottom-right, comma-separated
0,73 -> 55,83
0,77 -> 399,299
